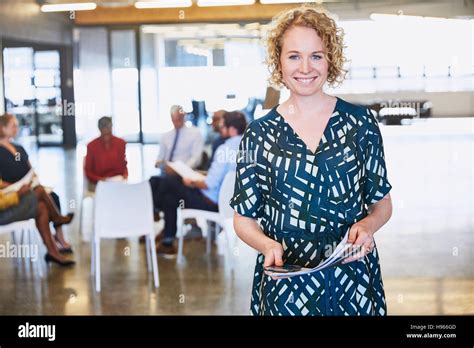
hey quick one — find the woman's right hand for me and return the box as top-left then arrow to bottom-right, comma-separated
262,239 -> 284,268
233,213 -> 284,268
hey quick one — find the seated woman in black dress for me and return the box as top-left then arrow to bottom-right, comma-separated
0,113 -> 75,256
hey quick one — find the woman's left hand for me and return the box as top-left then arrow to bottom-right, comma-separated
342,220 -> 375,264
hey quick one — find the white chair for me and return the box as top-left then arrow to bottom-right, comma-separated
92,181 -> 159,292
0,219 -> 43,278
79,157 -> 96,242
177,171 -> 236,269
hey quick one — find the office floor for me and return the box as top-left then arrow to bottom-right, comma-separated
0,117 -> 473,315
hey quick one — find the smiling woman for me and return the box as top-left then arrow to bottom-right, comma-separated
266,5 -> 346,89
230,5 -> 393,316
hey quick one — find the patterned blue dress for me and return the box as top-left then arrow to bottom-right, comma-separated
230,97 -> 392,315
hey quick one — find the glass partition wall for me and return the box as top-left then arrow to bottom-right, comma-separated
139,24 -> 268,143
110,29 -> 141,142
73,27 -> 112,145
73,23 -> 269,143
72,18 -> 474,143
73,27 -> 141,143
3,46 -> 65,146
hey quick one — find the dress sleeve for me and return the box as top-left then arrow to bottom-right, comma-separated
229,122 -> 265,219
362,109 -> 392,205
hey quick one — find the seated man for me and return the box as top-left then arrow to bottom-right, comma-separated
155,105 -> 204,169
208,110 -> 229,168
205,109 -> 225,147
150,105 -> 204,211
156,111 -> 247,258
84,116 -> 128,192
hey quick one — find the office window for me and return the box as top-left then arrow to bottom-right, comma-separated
333,17 -> 474,93
73,28 -> 112,141
165,40 -> 208,67
140,25 -> 267,142
110,29 -> 140,142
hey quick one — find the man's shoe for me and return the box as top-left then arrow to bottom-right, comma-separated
156,243 -> 177,259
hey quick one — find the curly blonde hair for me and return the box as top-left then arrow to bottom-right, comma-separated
265,5 -> 346,89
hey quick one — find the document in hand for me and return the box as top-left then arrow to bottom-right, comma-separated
166,161 -> 206,181
263,231 -> 361,279
1,169 -> 35,194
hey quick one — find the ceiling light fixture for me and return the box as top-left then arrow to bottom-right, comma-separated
260,0 -> 319,4
142,25 -> 179,33
40,2 -> 97,12
197,0 -> 255,7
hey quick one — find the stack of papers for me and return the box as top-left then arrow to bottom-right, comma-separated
166,161 -> 206,181
264,232 -> 361,279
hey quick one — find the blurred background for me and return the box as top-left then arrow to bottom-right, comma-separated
0,0 -> 472,315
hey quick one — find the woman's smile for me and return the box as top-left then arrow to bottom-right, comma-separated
294,76 -> 318,85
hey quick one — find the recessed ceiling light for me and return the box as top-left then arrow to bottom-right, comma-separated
260,0 -> 319,4
197,0 -> 255,7
41,2 -> 97,12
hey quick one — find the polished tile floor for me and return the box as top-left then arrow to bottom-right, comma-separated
0,117 -> 473,315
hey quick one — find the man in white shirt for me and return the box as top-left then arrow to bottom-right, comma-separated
156,111 -> 247,258
155,105 -> 204,169
150,105 -> 204,213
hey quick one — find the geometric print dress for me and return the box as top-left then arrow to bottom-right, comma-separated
230,97 -> 392,315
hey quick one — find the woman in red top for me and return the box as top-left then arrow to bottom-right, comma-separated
84,117 -> 128,191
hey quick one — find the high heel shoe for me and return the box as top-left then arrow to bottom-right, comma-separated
53,235 -> 74,254
53,213 -> 74,228
44,253 -> 76,267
